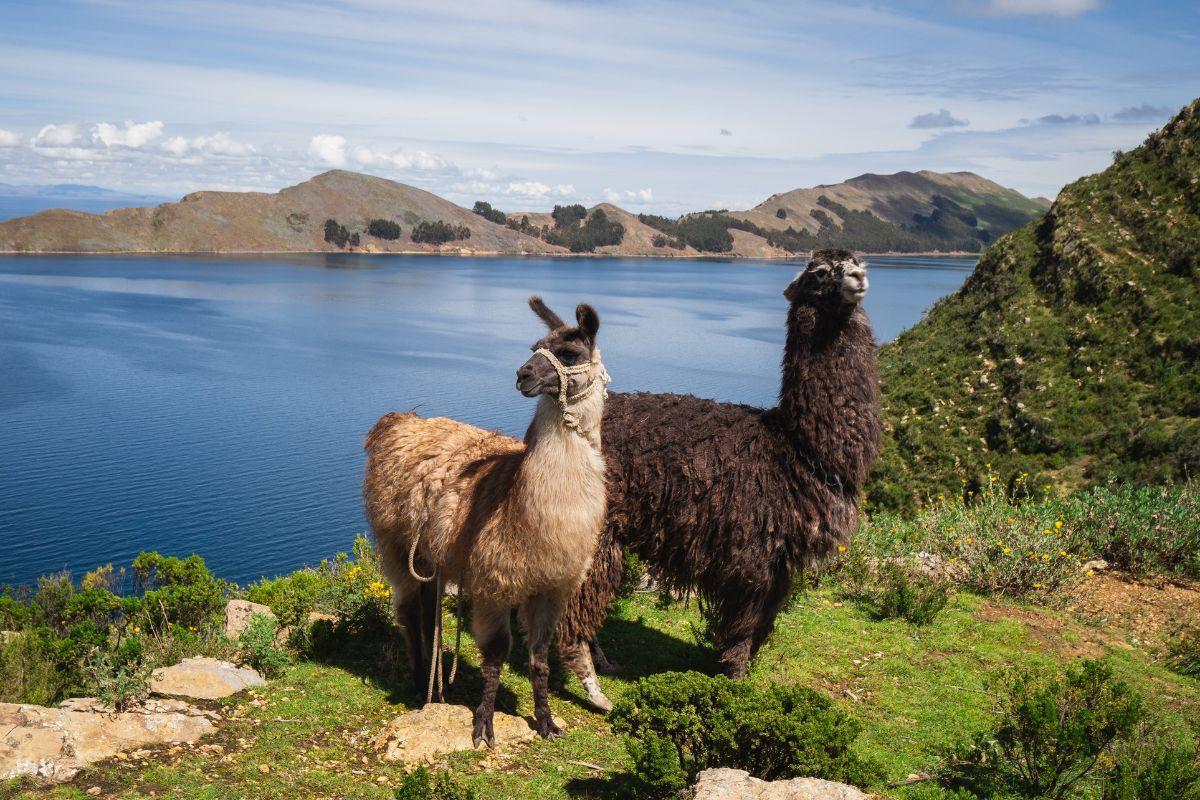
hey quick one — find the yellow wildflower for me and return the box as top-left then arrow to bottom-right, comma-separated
1003,547 -> 1012,554
1055,520 -> 1063,530
837,545 -> 847,552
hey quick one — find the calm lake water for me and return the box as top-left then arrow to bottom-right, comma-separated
0,254 -> 974,587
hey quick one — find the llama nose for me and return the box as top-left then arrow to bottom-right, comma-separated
517,364 -> 533,382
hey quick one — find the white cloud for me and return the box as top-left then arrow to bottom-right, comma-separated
161,131 -> 254,157
502,181 -> 575,199
308,134 -> 347,167
986,0 -> 1102,17
350,145 -> 448,172
1112,104 -> 1172,122
909,109 -> 969,129
603,187 -> 653,203
0,129 -> 20,147
1026,113 -> 1101,125
32,123 -> 82,148
92,120 -> 164,148
719,129 -> 733,136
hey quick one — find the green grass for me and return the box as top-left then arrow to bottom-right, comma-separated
8,583 -> 1198,800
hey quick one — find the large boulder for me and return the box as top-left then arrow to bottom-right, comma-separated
0,698 -> 216,784
151,657 -> 266,700
692,768 -> 873,800
373,703 -> 557,764
223,599 -> 276,639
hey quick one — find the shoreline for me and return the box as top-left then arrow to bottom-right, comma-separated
0,248 -> 982,259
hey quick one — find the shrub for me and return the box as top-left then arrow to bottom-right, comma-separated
858,562 -> 950,625
940,660 -> 1144,800
1165,626 -> 1200,678
236,613 -> 291,679
247,569 -> 325,629
395,766 -> 478,800
367,219 -> 402,240
471,201 -> 506,225
82,638 -> 153,711
610,671 -> 879,797
775,208 -> 787,219
617,548 -> 647,600
324,218 -> 352,248
544,208 -> 625,253
551,203 -> 587,228
0,630 -> 66,705
411,220 -> 471,244
1103,721 -> 1200,800
132,552 -> 226,633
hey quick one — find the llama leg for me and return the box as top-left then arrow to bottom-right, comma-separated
713,591 -> 759,680
520,594 -> 566,738
560,639 -> 612,712
471,601 -> 511,749
590,638 -> 622,675
394,591 -> 427,698
748,575 -> 793,660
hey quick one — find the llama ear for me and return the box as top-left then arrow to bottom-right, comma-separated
576,304 -> 600,342
528,296 -> 565,330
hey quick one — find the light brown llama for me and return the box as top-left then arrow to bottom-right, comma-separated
363,297 -> 608,746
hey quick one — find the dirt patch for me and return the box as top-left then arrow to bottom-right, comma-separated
973,603 -> 1110,659
1066,571 -> 1200,646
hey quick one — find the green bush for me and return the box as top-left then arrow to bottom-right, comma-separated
411,220 -> 471,244
0,630 -> 67,705
859,562 -> 950,625
1165,626 -> 1200,678
246,569 -> 325,629
133,553 -> 226,633
940,660 -> 1144,799
395,766 -> 478,800
367,219 -> 402,240
1103,722 -> 1200,800
610,671 -> 879,797
471,201 -> 506,225
324,218 -> 353,248
236,613 -> 291,679
82,638 -> 153,711
617,548 -> 647,600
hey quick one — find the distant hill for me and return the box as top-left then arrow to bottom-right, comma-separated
0,169 -> 1045,256
0,183 -> 166,222
869,98 -> 1200,512
0,171 -> 555,254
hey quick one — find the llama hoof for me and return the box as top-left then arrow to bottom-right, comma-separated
535,716 -> 564,739
471,716 -> 496,749
596,659 -> 622,676
582,676 -> 613,712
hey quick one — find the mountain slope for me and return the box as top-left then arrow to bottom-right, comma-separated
733,170 -> 1047,253
0,171 -> 555,254
1,170 -> 1044,256
869,99 -> 1200,512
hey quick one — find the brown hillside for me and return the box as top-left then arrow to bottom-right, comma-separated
0,171 -> 557,255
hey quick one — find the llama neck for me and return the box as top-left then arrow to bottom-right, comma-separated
777,303 -> 881,489
516,392 -> 607,552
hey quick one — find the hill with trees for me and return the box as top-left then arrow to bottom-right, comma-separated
0,170 -> 1045,257
869,99 -> 1200,512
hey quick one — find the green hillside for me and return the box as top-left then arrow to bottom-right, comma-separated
870,99 -> 1200,513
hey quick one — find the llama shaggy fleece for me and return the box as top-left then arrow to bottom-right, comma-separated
558,249 -> 881,685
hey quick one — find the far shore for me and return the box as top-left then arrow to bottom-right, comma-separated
0,248 -> 982,259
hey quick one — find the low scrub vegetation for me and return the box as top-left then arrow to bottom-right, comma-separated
366,218 -> 402,240
411,220 -> 471,245
323,218 -> 359,248
609,671 -> 880,798
544,206 -> 625,252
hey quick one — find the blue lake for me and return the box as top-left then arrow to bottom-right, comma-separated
0,254 -> 974,587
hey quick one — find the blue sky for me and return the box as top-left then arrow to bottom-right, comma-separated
0,0 -> 1196,213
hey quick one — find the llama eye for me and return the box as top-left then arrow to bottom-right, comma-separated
557,350 -> 580,365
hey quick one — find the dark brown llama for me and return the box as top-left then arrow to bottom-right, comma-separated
557,249 -> 881,711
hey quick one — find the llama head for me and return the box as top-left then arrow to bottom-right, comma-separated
783,248 -> 868,310
517,297 -> 602,399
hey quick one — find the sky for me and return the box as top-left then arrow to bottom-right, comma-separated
0,0 -> 1196,214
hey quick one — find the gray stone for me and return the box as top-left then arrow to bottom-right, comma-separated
223,599 -> 276,639
0,699 -> 214,784
150,657 -> 266,700
692,768 -> 873,800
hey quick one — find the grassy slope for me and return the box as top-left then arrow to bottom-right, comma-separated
870,99 -> 1200,512
9,585 -> 1198,800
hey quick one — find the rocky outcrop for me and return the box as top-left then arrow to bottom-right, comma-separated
372,703 -> 558,764
691,769 -> 872,800
150,657 -> 266,700
0,698 -> 216,784
223,599 -> 276,639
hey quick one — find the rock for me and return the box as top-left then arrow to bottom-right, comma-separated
87,787 -> 102,796
372,703 -> 556,764
0,630 -> 19,644
151,657 -> 266,700
223,599 -> 276,639
0,699 -> 214,784
307,611 -> 337,626
691,768 -> 872,800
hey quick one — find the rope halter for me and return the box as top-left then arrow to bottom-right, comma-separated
533,347 -> 611,433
